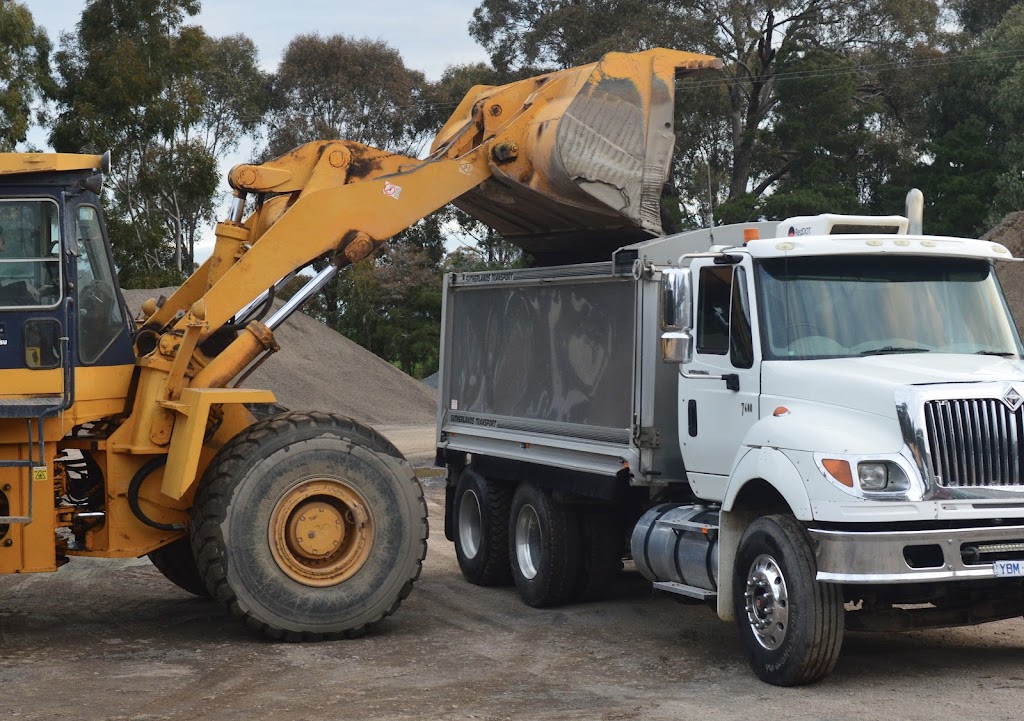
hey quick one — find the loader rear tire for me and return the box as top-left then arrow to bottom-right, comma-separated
189,412 -> 428,640
148,536 -> 209,597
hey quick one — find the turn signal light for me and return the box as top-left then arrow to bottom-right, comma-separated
822,459 -> 854,487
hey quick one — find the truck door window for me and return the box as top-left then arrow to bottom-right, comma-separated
697,266 -> 732,355
0,199 -> 62,308
730,267 -> 754,369
75,206 -> 125,364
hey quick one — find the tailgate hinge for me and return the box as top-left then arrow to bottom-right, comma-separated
633,425 -> 661,448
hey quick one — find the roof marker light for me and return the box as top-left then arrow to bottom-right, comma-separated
921,239 -> 936,247
895,239 -> 910,247
866,239 -> 884,247
992,244 -> 1009,254
776,241 -> 795,251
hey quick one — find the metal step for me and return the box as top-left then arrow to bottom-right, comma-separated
0,396 -> 64,419
653,580 -> 717,601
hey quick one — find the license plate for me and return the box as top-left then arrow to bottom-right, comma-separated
993,560 -> 1024,577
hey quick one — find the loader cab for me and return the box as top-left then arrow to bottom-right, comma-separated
0,162 -> 133,395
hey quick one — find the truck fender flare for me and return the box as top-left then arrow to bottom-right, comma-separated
716,447 -> 812,622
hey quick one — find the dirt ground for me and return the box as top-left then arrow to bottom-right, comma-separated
2,425 -> 1023,721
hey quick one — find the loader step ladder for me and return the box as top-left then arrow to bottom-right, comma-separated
0,405 -> 58,525
0,335 -> 74,525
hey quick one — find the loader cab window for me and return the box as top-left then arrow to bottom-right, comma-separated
696,264 -> 754,368
75,206 -> 125,364
0,199 -> 62,308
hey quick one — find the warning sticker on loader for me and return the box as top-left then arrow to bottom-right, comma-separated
32,467 -> 47,481
383,181 -> 402,199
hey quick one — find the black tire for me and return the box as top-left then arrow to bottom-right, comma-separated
508,483 -> 580,608
453,467 -> 513,586
148,536 -> 209,597
733,515 -> 844,686
574,505 -> 623,602
189,412 -> 428,640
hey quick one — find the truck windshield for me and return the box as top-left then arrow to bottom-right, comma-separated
756,255 -> 1021,360
0,199 -> 62,308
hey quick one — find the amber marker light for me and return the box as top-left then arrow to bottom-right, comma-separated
743,227 -> 760,243
773,406 -> 789,417
822,459 -> 854,487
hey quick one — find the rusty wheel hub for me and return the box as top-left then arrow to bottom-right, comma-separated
269,480 -> 374,587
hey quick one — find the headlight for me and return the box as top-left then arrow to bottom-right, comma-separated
857,461 -> 911,493
858,462 -> 888,490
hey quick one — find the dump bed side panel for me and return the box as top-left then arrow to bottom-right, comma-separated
437,264 -> 638,476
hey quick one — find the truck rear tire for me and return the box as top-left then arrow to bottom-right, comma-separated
148,536 -> 209,597
454,467 -> 513,586
189,412 -> 428,640
733,514 -> 844,686
508,483 -> 580,607
574,506 -> 623,602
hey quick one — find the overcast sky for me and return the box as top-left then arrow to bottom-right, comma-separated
25,0 -> 490,257
27,0 -> 489,81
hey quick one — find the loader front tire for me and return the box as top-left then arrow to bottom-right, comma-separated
190,412 -> 428,640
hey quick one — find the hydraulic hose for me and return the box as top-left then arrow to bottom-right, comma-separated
127,456 -> 184,532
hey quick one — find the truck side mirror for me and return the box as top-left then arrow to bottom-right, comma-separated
661,268 -> 693,364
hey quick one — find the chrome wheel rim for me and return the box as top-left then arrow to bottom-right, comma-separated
458,488 -> 483,560
514,503 -> 542,580
744,553 -> 790,650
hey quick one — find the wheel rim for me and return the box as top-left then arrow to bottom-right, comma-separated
514,503 -> 542,580
743,553 -> 790,650
458,489 -> 483,560
269,479 -> 374,587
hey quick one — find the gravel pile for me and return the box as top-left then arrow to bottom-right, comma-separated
986,212 -> 1024,331
122,288 -> 437,426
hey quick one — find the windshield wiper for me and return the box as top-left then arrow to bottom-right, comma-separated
975,350 -> 1017,357
860,346 -> 931,356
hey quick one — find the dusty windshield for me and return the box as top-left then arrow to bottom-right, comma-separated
756,255 -> 1021,360
0,199 -> 62,307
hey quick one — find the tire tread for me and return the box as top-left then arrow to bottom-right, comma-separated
189,411 -> 427,641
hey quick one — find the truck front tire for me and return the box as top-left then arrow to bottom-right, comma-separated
454,467 -> 513,586
733,514 -> 844,686
190,412 -> 428,640
509,483 -> 580,607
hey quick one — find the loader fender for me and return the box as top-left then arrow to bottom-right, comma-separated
160,387 -> 276,500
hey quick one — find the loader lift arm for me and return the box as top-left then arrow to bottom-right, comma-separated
136,48 -> 722,394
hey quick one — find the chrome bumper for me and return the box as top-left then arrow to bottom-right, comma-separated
809,525 -> 1024,584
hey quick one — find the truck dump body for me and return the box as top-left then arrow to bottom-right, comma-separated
445,265 -> 633,434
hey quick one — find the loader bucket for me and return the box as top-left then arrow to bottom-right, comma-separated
432,49 -> 722,263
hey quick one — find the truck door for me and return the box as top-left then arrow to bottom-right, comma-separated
680,258 -> 761,498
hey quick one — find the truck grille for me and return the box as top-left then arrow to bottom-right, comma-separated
923,399 -> 1024,487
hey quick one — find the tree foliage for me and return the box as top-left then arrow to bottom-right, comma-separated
49,0 -> 265,287
0,1 -> 51,151
265,35 -> 425,157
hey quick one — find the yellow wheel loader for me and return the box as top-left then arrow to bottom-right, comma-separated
0,49 -> 720,638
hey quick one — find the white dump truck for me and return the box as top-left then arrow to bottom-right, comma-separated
434,196 -> 1024,685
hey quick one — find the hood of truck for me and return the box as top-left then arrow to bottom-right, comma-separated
761,354 -> 1024,418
